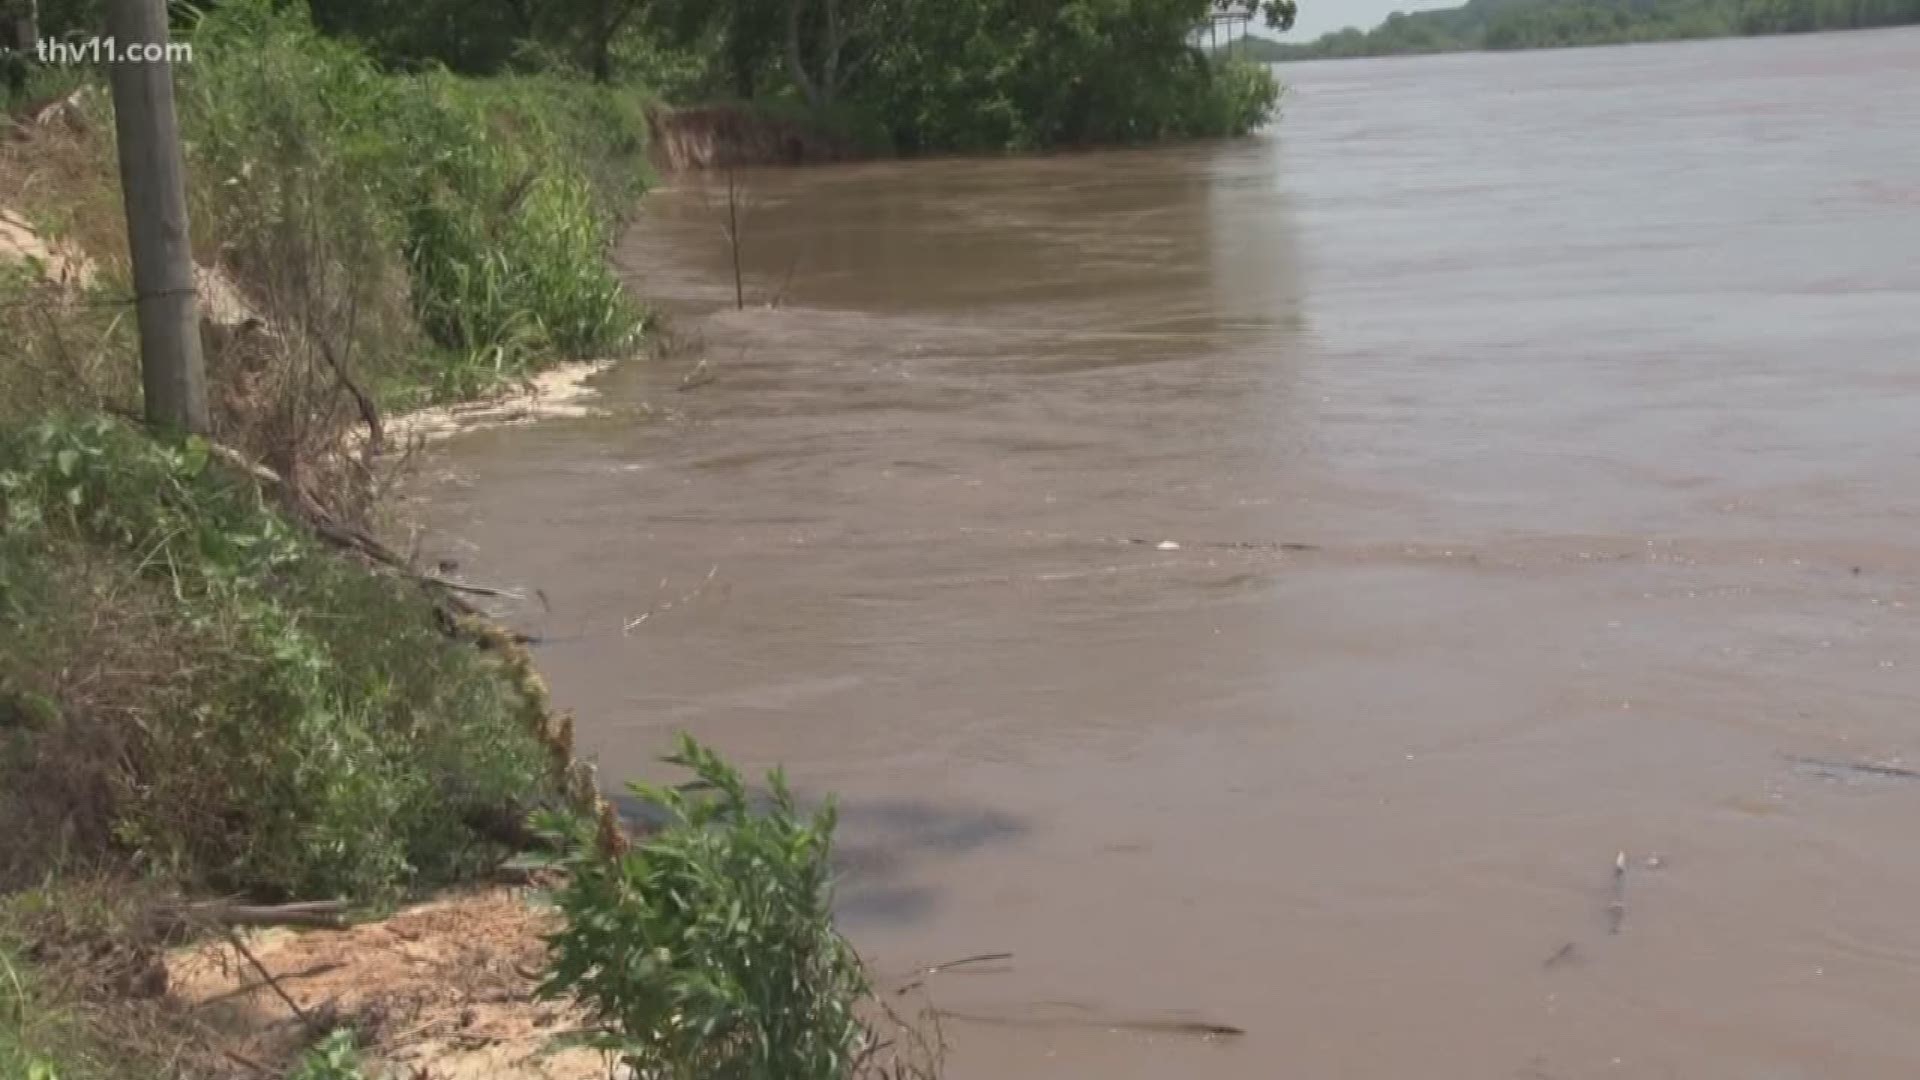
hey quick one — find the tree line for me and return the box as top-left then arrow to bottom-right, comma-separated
6,0 -> 1304,152
1241,0 -> 1920,60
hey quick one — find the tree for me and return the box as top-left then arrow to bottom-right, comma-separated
1213,0 -> 1298,31
784,0 -> 890,109
545,0 -> 650,81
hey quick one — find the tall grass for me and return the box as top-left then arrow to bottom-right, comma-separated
181,0 -> 650,406
0,943 -> 128,1080
0,417 -> 557,901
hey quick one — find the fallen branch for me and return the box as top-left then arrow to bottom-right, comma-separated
916,951 -> 1014,976
892,951 -> 1015,995
171,900 -> 351,931
934,1008 -> 1245,1039
223,927 -> 311,1027
202,439 -> 496,624
217,1046 -> 274,1078
421,574 -> 526,601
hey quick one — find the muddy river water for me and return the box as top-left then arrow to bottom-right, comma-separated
416,29 -> 1920,1079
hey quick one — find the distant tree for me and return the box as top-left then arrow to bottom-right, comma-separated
543,0 -> 651,81
1272,0 -> 1920,59
783,0 -> 890,109
1212,0 -> 1299,31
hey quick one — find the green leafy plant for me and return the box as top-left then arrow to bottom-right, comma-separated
541,736 -> 870,1080
286,1030 -> 369,1080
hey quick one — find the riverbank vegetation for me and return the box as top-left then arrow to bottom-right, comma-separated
1,0 -> 652,1073
302,0 -> 1300,153
1247,0 -> 1920,60
0,0 -> 1302,1074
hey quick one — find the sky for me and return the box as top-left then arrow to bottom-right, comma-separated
1260,1 -> 1463,41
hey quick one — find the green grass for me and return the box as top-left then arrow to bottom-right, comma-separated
0,417 -> 558,902
182,0 -> 652,409
0,945 -> 116,1080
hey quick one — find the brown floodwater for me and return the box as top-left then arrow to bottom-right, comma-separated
414,28 -> 1920,1079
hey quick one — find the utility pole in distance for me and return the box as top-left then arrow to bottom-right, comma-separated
106,0 -> 207,434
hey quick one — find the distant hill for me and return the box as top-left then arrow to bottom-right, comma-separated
1244,0 -> 1920,60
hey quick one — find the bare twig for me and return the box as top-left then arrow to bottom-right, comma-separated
223,927 -> 310,1027
218,1046 -> 274,1077
622,565 -> 720,634
914,951 -> 1013,976
770,251 -> 804,309
1607,850 -> 1627,935
889,951 -> 1016,996
725,164 -> 744,310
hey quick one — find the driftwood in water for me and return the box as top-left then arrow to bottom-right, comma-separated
1786,754 -> 1920,781
1607,851 -> 1628,935
935,1007 -> 1246,1039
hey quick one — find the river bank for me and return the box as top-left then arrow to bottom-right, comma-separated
0,1 -> 656,1073
407,29 -> 1920,1079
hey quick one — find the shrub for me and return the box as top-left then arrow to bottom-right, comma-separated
541,737 -> 871,1080
0,417 -> 556,901
287,1030 -> 369,1080
1185,55 -> 1284,138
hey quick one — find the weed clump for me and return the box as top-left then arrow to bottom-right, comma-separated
0,417 -> 555,902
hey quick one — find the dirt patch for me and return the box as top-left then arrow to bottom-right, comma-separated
647,104 -> 864,170
0,206 -> 95,287
167,889 -> 616,1079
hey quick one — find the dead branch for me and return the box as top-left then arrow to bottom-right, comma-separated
176,900 -> 351,931
223,927 -> 311,1027
421,575 -> 526,601
915,951 -> 1013,976
203,439 -> 487,620
217,1046 -> 274,1077
310,310 -> 383,461
933,1007 -> 1245,1039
